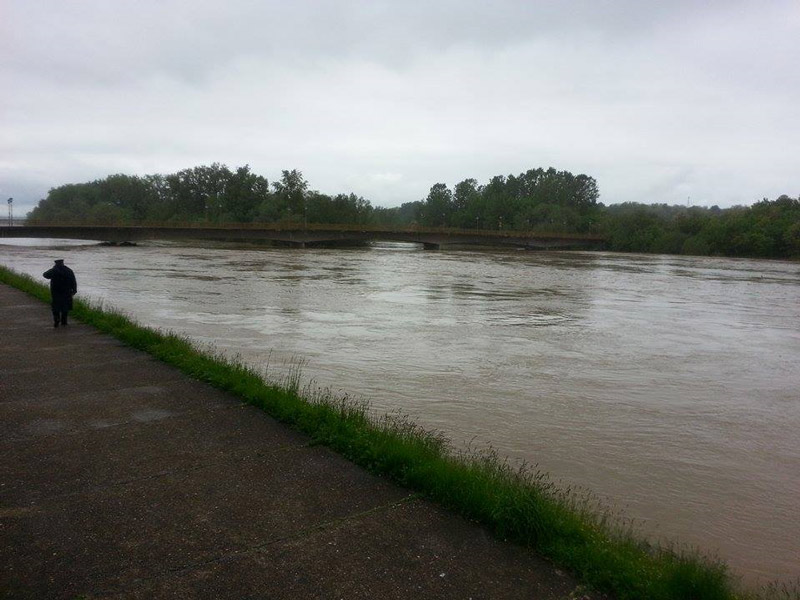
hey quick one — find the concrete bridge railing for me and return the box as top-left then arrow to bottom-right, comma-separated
0,224 -> 606,250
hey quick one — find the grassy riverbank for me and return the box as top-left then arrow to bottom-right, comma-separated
1,265 -> 793,600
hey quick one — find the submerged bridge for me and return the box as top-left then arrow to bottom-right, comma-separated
0,223 -> 605,250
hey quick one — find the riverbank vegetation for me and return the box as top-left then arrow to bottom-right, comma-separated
26,163 -> 799,259
4,264 -> 796,600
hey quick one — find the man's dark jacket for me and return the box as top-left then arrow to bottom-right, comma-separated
43,263 -> 77,312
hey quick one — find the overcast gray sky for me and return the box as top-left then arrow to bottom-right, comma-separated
2,0 -> 798,215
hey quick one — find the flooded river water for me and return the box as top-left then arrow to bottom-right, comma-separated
2,239 -> 799,584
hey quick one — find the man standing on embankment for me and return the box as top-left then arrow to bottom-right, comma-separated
43,259 -> 77,328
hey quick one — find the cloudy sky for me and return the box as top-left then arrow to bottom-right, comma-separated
2,1 -> 798,215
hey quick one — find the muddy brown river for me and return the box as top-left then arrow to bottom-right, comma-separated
2,239 -> 798,584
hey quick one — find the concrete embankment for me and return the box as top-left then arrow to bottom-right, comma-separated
0,283 -> 600,599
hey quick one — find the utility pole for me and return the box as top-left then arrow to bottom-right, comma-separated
7,198 -> 12,226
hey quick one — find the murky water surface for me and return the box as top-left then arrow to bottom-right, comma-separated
2,239 -> 799,583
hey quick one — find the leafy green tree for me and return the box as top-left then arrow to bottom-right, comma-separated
86,201 -> 127,224
452,178 -> 482,228
220,165 -> 269,222
480,175 -> 514,230
25,163 -> 799,259
272,169 -> 308,223
373,201 -> 421,226
784,222 -> 800,256
421,183 -> 454,226
98,174 -> 153,221
28,183 -> 100,223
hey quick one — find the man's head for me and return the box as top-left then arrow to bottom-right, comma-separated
54,259 -> 64,265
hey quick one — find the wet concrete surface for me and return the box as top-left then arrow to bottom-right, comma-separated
0,283 -> 604,599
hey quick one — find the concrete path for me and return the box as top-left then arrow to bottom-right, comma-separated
0,283 -> 600,599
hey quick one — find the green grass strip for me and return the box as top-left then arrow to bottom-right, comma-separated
1,265 -> 794,600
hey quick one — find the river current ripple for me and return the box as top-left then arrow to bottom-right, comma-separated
2,239 -> 799,584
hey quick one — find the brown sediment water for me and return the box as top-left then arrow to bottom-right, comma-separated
3,239 -> 799,585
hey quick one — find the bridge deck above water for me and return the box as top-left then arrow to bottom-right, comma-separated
1,224 -> 605,249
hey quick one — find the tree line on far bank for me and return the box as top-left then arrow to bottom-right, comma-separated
27,163 -> 800,259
